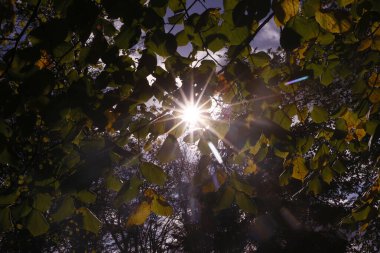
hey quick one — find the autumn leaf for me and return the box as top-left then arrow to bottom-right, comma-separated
127,201 -> 151,227
291,156 -> 309,181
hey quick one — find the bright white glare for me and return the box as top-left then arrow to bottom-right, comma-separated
284,76 -> 309,86
181,105 -> 201,126
208,142 -> 223,164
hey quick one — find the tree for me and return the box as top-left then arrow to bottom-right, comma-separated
1,0 -> 380,252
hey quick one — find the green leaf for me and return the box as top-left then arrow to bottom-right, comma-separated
51,197 -> 75,222
231,175 -> 254,196
235,192 -> 257,214
26,210 -> 49,237
0,207 -> 13,232
127,201 -> 151,226
215,186 -> 235,211
105,172 -> 123,192
140,162 -> 167,186
338,0 -> 354,7
288,16 -> 319,41
321,167 -> 334,184
251,52 -> 270,67
114,176 -> 142,207
156,134 -> 182,163
308,176 -> 322,195
332,160 -> 346,174
115,25 -> 141,50
0,192 -> 18,205
151,198 -> 173,216
311,105 -> 328,123
320,69 -> 334,86
76,190 -> 96,204
79,207 -> 101,234
205,34 -> 228,52
291,157 -> 309,181
33,193 -> 52,212
352,206 -> 371,222
302,0 -> 320,17
168,13 -> 185,24
279,168 -> 292,186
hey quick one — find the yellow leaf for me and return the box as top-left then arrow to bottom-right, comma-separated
355,128 -> 366,141
368,72 -> 380,87
341,110 -> 360,129
315,11 -> 351,33
244,160 -> 257,175
151,198 -> 173,216
35,50 -> 52,70
357,38 -> 372,52
291,156 -> 308,181
369,89 -> 380,104
274,0 -> 300,26
126,201 -> 151,226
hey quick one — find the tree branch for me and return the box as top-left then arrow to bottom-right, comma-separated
217,12 -> 275,75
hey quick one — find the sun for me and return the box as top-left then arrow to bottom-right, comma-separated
180,104 -> 202,126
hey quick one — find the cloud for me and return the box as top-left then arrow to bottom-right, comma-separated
252,19 -> 281,51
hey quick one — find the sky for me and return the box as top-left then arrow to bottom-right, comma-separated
164,0 -> 280,54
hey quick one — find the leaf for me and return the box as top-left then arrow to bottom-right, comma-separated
79,207 -> 101,234
215,186 -> 235,211
368,72 -> 380,87
308,176 -> 322,195
205,34 -> 228,52
235,192 -> 257,214
274,0 -> 300,26
231,175 -> 254,196
0,192 -> 18,205
244,160 -> 258,175
311,105 -> 328,123
140,162 -> 167,186
369,89 -> 380,104
315,11 -> 351,33
51,197 -> 75,222
114,176 -> 142,207
26,210 -> 49,237
251,52 -> 270,67
151,198 -> 173,216
355,128 -> 366,141
352,206 -> 371,222
127,201 -> 151,226
115,25 -> 141,50
0,207 -> 13,232
168,13 -> 185,24
338,0 -> 354,7
33,193 -> 52,212
321,167 -> 334,184
105,172 -> 123,192
156,134 -> 182,163
291,156 -> 309,181
76,190 -> 96,204
288,15 -> 319,41
302,0 -> 320,17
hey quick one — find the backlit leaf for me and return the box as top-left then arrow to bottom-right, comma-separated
127,201 -> 151,226
291,156 -> 308,181
0,207 -> 12,232
235,192 -> 257,214
51,197 -> 75,222
315,11 -> 351,33
26,210 -> 49,237
157,134 -> 182,163
79,207 -> 101,234
151,198 -> 173,216
140,162 -> 167,186
311,105 -> 328,123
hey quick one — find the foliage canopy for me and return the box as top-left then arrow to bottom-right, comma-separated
1,0 -> 380,251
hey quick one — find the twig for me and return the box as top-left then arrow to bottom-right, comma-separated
0,0 -> 42,78
217,12 -> 275,75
